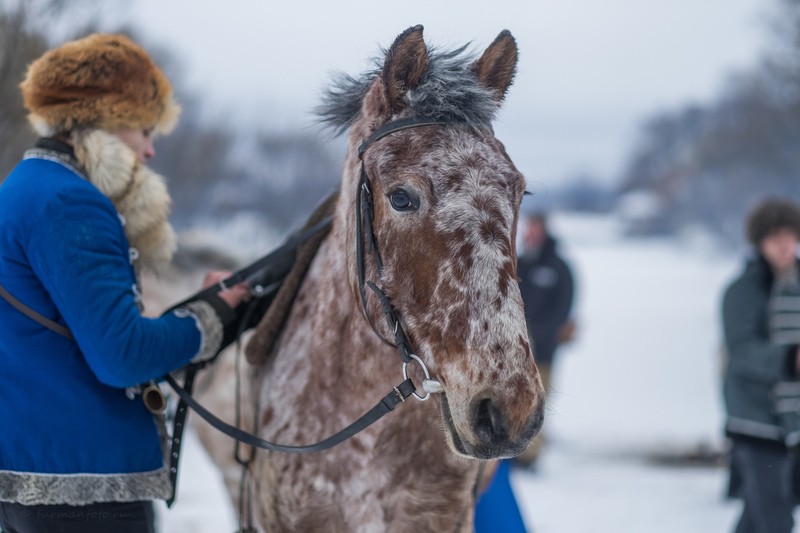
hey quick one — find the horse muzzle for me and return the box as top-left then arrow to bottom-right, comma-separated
439,391 -> 544,460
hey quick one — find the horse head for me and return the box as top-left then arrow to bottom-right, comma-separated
319,25 -> 545,460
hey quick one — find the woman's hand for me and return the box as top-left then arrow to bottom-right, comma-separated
202,270 -> 251,309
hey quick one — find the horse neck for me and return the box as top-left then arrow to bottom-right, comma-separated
302,157 -> 395,373
324,136 -> 378,318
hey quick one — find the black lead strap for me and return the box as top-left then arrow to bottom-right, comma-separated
165,364 -> 199,508
165,374 -> 416,454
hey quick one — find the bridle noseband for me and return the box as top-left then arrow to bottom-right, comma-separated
355,116 -> 448,399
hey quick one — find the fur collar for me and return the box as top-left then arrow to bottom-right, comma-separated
70,129 -> 177,273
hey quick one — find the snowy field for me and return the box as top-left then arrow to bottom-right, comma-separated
157,213 -> 786,532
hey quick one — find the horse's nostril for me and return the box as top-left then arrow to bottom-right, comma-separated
473,398 -> 508,443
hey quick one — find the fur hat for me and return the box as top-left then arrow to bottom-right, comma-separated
20,33 -> 180,136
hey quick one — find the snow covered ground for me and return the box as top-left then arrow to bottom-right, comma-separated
157,213 -> 779,532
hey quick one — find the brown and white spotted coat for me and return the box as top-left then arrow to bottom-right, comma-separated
197,26 -> 545,532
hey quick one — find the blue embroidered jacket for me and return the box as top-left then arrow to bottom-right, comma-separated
0,150 -> 205,504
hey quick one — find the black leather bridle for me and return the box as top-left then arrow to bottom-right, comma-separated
354,115 -> 448,399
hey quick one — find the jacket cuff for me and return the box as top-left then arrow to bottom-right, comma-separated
176,300 -> 224,363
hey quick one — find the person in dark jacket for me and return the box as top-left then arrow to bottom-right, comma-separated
514,211 -> 575,468
0,34 -> 250,532
722,198 -> 800,533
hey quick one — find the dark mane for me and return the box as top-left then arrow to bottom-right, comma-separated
316,44 -> 501,135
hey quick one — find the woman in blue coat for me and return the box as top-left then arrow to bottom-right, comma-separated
0,34 -> 249,532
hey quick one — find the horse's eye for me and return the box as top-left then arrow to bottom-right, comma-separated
388,189 -> 418,212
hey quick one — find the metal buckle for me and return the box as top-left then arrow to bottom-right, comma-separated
393,386 -> 406,402
402,354 -> 443,401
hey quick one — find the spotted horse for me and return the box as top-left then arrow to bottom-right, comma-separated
194,25 -> 546,532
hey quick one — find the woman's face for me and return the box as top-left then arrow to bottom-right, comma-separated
760,228 -> 800,273
113,127 -> 156,163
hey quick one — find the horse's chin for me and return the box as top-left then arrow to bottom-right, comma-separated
438,394 -> 522,460
438,394 -> 470,457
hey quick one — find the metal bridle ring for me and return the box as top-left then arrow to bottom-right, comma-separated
402,354 -> 433,401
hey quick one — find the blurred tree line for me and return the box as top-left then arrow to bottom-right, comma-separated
618,0 -> 800,244
7,1 -> 796,248
0,0 -> 338,239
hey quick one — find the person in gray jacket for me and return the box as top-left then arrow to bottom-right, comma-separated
722,198 -> 800,533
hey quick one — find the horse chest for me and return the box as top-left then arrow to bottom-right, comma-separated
253,416 -> 478,533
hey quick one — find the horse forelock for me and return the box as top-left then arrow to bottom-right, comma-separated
315,44 -> 501,135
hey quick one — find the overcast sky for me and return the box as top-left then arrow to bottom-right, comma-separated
116,0 -> 769,190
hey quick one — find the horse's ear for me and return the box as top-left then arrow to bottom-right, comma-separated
381,25 -> 429,115
472,30 -> 518,101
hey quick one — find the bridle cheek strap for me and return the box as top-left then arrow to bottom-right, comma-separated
355,117 -> 446,355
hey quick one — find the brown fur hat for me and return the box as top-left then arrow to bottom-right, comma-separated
746,197 -> 800,245
20,33 -> 180,136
